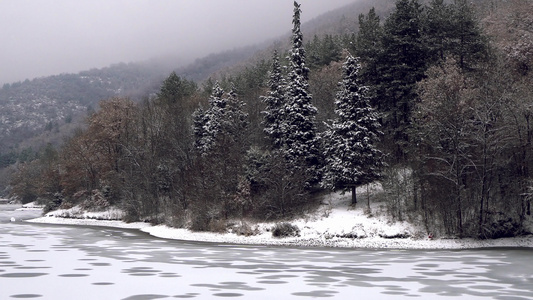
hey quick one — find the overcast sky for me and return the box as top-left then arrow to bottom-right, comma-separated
0,0 -> 356,85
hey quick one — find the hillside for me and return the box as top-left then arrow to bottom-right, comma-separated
0,63 -> 163,151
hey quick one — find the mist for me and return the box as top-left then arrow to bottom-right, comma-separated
1,0 -> 356,85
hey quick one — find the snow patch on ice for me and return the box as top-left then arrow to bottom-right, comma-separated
41,205 -> 125,220
16,201 -> 45,211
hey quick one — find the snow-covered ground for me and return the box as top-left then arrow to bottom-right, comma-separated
16,201 -> 45,210
27,192 -> 533,249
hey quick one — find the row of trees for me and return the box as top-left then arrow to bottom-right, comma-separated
11,2 -> 383,231
354,0 -> 489,162
360,0 -> 532,238
10,0 -> 533,238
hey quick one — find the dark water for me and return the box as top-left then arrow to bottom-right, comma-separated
1,205 -> 532,300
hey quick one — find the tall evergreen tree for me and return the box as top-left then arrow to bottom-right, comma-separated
423,0 -> 455,64
154,72 -> 197,162
283,1 -> 322,186
375,0 -> 427,162
322,55 -> 384,205
356,7 -> 383,89
449,0 -> 488,70
306,35 -> 323,70
261,50 -> 286,150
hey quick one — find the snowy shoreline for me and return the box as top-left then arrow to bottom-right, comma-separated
27,215 -> 533,249
24,193 -> 533,250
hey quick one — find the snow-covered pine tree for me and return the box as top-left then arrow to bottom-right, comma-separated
322,55 -> 384,205
192,106 -> 207,153
283,1 -> 322,186
223,85 -> 249,153
191,83 -> 249,222
192,82 -> 225,155
261,50 -> 286,150
193,82 -> 249,157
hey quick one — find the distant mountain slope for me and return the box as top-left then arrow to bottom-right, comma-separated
177,45 -> 262,82
0,42 -> 268,154
0,62 -> 169,153
301,0 -> 394,36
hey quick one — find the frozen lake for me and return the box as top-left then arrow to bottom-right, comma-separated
1,205 -> 532,299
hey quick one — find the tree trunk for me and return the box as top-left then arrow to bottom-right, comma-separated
367,184 -> 371,212
351,186 -> 357,206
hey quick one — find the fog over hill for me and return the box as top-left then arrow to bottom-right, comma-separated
0,0 -> 357,86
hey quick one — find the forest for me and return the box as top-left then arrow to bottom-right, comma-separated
9,0 -> 533,239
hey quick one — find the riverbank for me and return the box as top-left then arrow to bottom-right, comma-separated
26,193 -> 533,250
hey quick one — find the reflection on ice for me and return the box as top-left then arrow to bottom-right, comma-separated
9,294 -> 43,299
0,273 -> 48,278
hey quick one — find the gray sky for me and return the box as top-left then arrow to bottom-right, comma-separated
1,0 -> 355,85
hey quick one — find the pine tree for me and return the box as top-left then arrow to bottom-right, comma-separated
449,0 -> 488,70
157,71 -> 197,105
322,55 -> 384,205
193,82 -> 248,156
306,34 -> 342,69
376,0 -> 427,162
423,0 -> 455,64
261,50 -> 286,150
356,7 -> 383,88
223,86 -> 249,154
193,82 -> 225,155
422,0 -> 487,69
283,1 -> 322,186
154,72 -> 197,161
